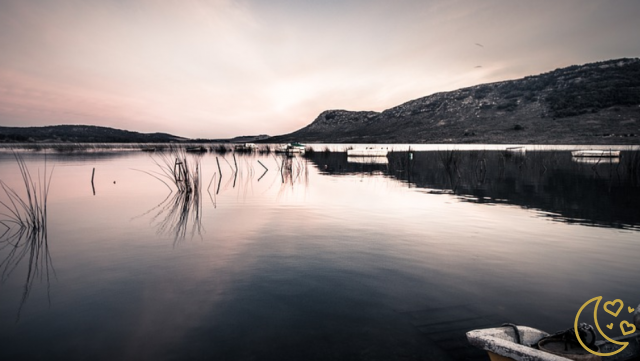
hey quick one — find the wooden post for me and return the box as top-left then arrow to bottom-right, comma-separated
233,153 -> 238,173
91,168 -> 96,195
216,157 -> 222,177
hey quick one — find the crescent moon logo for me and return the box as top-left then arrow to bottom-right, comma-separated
574,296 -> 629,356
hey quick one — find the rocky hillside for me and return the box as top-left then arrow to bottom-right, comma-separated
270,58 -> 640,144
0,125 -> 186,143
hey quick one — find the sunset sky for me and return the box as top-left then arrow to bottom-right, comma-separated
1,0 -> 639,139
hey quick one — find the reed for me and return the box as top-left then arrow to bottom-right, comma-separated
437,149 -> 462,174
258,145 -> 272,154
623,150 -> 640,185
150,149 -> 201,194
280,156 -> 309,185
303,146 -> 315,157
212,144 -> 231,154
0,153 -> 53,231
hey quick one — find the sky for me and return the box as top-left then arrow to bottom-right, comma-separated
0,0 -> 639,139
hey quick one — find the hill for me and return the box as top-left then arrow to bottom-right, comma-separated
269,58 -> 640,144
0,125 -> 187,143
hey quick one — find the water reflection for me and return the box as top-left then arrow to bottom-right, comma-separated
145,191 -> 203,243
279,156 -> 309,186
307,150 -> 640,230
572,156 -> 620,164
347,156 -> 389,165
1,149 -> 639,360
136,153 -> 311,242
137,151 -> 205,243
0,225 -> 54,319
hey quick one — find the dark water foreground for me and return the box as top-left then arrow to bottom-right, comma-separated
0,148 -> 638,360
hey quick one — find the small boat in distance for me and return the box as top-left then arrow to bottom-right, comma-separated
234,143 -> 257,152
571,150 -> 620,158
346,148 -> 389,157
505,146 -> 526,155
186,146 -> 208,153
275,142 -> 306,155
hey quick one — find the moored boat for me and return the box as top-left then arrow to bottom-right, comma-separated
505,146 -> 526,155
186,146 -> 208,153
275,142 -> 306,155
234,143 -> 257,152
571,150 -> 620,158
467,305 -> 640,361
346,148 -> 389,157
468,325 -> 640,361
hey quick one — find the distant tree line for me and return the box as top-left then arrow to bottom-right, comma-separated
0,133 -> 30,142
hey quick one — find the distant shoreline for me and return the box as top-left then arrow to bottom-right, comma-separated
1,142 -> 638,153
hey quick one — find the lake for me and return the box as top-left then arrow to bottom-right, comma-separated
1,145 -> 639,361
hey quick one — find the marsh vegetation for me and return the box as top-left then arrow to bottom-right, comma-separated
0,154 -> 54,319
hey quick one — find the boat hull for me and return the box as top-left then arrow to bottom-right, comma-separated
346,149 -> 389,157
571,150 -> 620,157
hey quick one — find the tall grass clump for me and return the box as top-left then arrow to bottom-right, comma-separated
303,146 -> 315,158
623,150 -> 640,185
0,154 -> 53,232
150,149 -> 201,194
258,145 -> 272,154
212,144 -> 231,154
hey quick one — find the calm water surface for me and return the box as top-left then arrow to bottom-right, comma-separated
1,147 -> 639,360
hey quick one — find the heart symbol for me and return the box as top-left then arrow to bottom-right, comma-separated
620,320 -> 636,336
607,323 -> 614,330
629,306 -> 635,313
604,299 -> 624,317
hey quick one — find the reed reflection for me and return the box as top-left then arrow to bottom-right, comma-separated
306,150 -> 640,230
139,150 -> 204,243
279,155 -> 309,186
0,225 -> 53,320
147,190 -> 203,244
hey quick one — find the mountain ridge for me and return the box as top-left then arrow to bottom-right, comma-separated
0,125 -> 271,144
0,124 -> 188,143
268,58 -> 640,144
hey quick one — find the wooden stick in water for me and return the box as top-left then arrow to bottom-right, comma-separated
257,160 -> 268,171
91,168 -> 96,195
